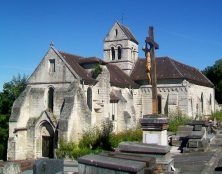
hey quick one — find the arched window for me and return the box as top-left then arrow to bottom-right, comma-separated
111,47 -> 115,60
201,93 -> 204,114
48,87 -> 54,112
87,87 -> 92,111
118,46 -> 121,60
157,95 -> 162,114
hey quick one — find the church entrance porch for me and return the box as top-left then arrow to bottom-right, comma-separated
36,121 -> 55,159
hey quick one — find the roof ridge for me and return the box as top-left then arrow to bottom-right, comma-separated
168,57 -> 184,77
117,22 -> 139,44
59,50 -> 84,59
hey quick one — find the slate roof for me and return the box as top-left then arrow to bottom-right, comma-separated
106,63 -> 138,88
78,57 -> 107,65
59,51 -> 138,88
118,22 -> 139,44
110,89 -> 127,102
59,51 -> 95,82
130,57 -> 214,87
59,51 -> 213,88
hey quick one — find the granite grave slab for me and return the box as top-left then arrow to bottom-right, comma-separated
78,154 -> 146,174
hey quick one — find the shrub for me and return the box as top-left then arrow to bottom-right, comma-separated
79,119 -> 113,150
209,111 -> 222,121
110,128 -> 142,148
92,64 -> 102,79
168,110 -> 191,132
56,119 -> 113,159
56,139 -> 100,160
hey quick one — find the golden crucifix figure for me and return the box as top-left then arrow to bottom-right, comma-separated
145,50 -> 151,84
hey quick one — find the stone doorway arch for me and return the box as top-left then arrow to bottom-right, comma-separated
38,121 -> 55,158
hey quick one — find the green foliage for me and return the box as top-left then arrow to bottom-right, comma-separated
0,114 -> 9,159
209,111 -> 222,122
56,123 -> 142,159
92,64 -> 102,79
56,119 -> 113,159
168,110 -> 191,132
110,128 -> 142,148
202,59 -> 222,103
0,74 -> 27,160
56,139 -> 94,160
79,119 -> 113,150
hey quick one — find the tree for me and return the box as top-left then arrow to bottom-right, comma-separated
202,59 -> 222,103
0,74 -> 27,160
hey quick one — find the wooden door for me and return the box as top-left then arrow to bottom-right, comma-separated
42,136 -> 54,158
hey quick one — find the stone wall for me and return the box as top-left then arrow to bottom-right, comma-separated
28,48 -> 75,84
140,83 -> 188,116
187,83 -> 215,117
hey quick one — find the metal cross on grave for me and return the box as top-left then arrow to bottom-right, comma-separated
142,26 -> 159,114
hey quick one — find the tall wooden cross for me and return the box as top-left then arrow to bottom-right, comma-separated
143,27 -> 159,114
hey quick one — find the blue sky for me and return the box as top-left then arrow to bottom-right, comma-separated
1,0 -> 222,90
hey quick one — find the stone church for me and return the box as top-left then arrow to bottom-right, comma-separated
7,22 -> 215,160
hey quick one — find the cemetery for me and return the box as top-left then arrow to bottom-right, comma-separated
0,22 -> 222,174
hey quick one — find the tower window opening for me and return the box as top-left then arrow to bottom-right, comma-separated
115,29 -> 118,37
111,47 -> 115,60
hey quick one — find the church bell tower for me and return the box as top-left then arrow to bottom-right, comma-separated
104,22 -> 139,75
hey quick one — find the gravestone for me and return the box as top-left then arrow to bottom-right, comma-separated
118,142 -> 170,155
0,162 -> 20,174
33,158 -> 63,174
78,154 -> 147,174
171,125 -> 193,147
117,142 -> 176,173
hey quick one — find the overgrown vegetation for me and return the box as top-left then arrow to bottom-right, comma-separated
209,111 -> 222,122
79,119 -> 113,151
55,139 -> 94,160
0,74 -> 27,160
110,128 -> 142,148
168,110 -> 191,132
92,64 -> 102,79
56,119 -> 113,159
56,120 -> 143,159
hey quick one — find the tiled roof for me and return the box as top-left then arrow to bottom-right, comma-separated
78,57 -> 107,65
59,51 -> 95,82
106,63 -> 139,88
59,51 -> 138,88
110,91 -> 120,102
110,89 -> 127,102
130,57 -> 214,87
118,22 -> 139,44
59,50 -> 213,88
